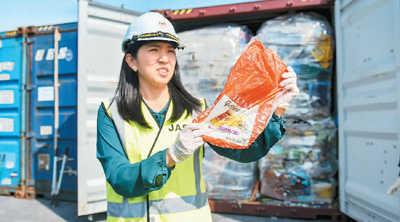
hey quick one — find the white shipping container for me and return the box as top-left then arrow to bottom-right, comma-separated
76,0 -> 140,216
335,0 -> 400,221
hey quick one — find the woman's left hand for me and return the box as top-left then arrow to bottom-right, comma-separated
275,66 -> 299,110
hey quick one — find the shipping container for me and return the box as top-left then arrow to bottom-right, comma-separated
335,1 -> 400,221
0,0 -> 140,215
149,0 -> 399,221
27,23 -> 79,200
24,0 -> 141,213
76,0 -> 140,215
0,29 -> 31,197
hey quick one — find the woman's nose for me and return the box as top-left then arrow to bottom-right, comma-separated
158,53 -> 169,63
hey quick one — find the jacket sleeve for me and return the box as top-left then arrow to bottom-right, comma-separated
96,104 -> 174,198
208,113 -> 285,163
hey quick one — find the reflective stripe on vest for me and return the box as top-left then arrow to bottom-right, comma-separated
108,192 -> 207,218
104,98 -> 211,222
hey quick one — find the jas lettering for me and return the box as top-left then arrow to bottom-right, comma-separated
168,124 -> 187,131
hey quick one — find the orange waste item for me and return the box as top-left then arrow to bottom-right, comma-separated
193,39 -> 287,149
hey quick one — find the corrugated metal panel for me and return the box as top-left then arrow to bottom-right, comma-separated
77,0 -> 140,216
335,0 -> 400,221
158,0 -> 334,33
0,31 -> 25,193
161,0 -> 334,20
29,23 -> 78,199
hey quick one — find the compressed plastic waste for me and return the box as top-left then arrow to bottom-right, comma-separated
258,117 -> 338,204
202,144 -> 258,200
257,12 -> 335,119
177,24 -> 253,104
285,79 -> 331,118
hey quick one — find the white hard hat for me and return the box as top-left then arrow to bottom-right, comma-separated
122,12 -> 183,52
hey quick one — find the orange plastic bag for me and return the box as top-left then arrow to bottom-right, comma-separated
193,39 -> 287,149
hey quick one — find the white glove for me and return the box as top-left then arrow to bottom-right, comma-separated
168,123 -> 211,163
275,66 -> 299,110
387,176 -> 400,195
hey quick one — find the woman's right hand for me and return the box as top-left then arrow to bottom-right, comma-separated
167,123 -> 211,165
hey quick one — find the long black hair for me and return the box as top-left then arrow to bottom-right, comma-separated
112,41 -> 202,129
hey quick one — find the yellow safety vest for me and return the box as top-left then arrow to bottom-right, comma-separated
103,99 -> 211,222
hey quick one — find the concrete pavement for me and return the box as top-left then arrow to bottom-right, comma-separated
0,195 -> 331,222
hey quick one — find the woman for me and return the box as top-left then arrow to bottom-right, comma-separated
96,12 -> 299,222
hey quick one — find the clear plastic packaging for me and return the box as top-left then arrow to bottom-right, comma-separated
202,144 -> 258,200
284,79 -> 332,119
177,24 -> 253,104
257,12 -> 334,78
257,12 -> 334,119
258,117 -> 338,204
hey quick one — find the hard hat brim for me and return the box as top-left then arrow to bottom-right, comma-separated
136,37 -> 184,49
133,31 -> 185,49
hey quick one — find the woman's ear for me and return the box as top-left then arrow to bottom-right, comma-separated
125,54 -> 138,72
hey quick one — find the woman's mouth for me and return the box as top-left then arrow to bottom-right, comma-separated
158,67 -> 169,75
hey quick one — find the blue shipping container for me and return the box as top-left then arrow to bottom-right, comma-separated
29,23 -> 78,199
0,30 -> 25,193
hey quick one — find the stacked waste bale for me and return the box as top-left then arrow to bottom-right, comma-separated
202,149 -> 258,200
177,25 -> 258,201
258,118 -> 337,204
257,12 -> 337,206
177,25 -> 252,104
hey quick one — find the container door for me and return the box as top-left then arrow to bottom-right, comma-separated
29,23 -> 78,199
0,32 -> 25,193
335,0 -> 400,221
77,0 -> 140,216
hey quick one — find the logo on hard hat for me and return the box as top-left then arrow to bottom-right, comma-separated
159,21 -> 167,27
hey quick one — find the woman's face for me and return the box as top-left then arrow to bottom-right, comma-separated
127,41 -> 177,89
